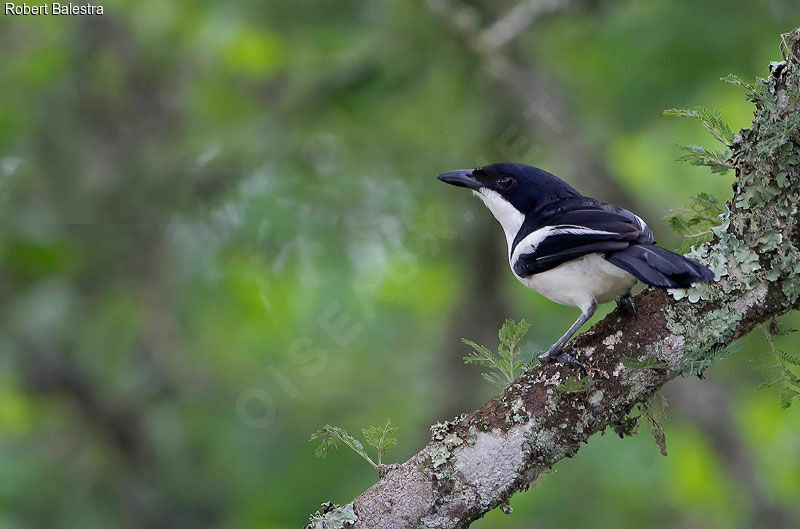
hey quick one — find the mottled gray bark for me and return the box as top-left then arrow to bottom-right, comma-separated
307,28 -> 800,529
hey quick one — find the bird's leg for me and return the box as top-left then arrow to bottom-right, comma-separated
537,300 -> 597,375
616,292 -> 637,317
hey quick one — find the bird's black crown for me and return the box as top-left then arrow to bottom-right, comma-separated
438,162 -> 581,214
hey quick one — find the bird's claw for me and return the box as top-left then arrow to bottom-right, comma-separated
538,349 -> 588,376
617,294 -> 637,318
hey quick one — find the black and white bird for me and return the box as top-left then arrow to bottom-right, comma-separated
438,163 -> 714,373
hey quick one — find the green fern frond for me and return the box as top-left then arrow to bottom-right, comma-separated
664,106 -> 734,146
621,356 -> 667,370
664,192 -> 728,251
310,424 -> 374,466
756,379 -> 778,391
481,372 -> 508,388
311,420 -> 399,470
675,144 -> 733,174
720,73 -> 753,90
463,319 -> 532,388
462,339 -> 493,364
362,419 -> 398,466
499,318 -> 531,348
779,388 -> 797,409
678,342 -> 742,377
556,376 -> 595,394
776,348 -> 800,367
721,73 -> 772,106
759,323 -> 800,408
640,393 -> 668,456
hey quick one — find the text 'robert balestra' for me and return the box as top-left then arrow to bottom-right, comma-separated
5,3 -> 104,15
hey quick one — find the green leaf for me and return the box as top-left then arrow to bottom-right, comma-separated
498,318 -> 531,349
309,424 -> 345,458
664,106 -> 734,146
310,424 -> 378,470
756,379 -> 778,391
675,144 -> 733,174
678,342 -> 742,376
463,319 -> 533,388
462,339 -> 493,364
362,419 -> 398,465
621,356 -> 667,370
664,192 -> 728,251
481,372 -> 507,388
641,396 -> 668,456
720,73 -> 750,88
784,368 -> 800,386
362,426 -> 382,449
757,324 -> 800,408
721,73 -> 771,105
779,387 -> 797,409
776,349 -> 800,367
556,376 -> 595,394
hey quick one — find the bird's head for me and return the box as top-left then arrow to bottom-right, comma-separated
437,163 -> 581,241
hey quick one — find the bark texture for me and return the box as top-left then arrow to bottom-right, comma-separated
307,28 -> 800,529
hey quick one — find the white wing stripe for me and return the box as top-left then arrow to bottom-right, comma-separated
510,225 -> 617,265
633,213 -> 648,231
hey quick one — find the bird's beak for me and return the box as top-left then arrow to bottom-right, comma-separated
437,169 -> 481,190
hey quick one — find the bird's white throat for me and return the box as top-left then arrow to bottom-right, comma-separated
472,188 -> 524,250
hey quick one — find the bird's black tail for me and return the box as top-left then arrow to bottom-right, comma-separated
605,245 -> 714,289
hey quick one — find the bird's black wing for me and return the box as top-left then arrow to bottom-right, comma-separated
511,204 -> 653,277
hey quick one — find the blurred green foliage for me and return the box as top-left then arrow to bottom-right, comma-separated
1,1 -> 799,528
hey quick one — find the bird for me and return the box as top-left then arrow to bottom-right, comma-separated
437,162 -> 714,374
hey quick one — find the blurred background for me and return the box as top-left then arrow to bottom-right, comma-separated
1,1 -> 800,528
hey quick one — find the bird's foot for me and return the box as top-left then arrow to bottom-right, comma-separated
537,349 -> 587,376
616,293 -> 637,318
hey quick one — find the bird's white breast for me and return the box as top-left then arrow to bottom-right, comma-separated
515,253 -> 637,312
469,187 -> 637,310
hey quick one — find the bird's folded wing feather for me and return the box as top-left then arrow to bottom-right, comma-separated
511,206 -> 653,277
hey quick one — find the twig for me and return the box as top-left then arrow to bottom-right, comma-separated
481,0 -> 575,49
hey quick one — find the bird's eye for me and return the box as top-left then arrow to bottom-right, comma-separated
497,176 -> 515,189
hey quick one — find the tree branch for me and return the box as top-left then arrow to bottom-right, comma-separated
481,0 -> 576,50
307,27 -> 800,529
